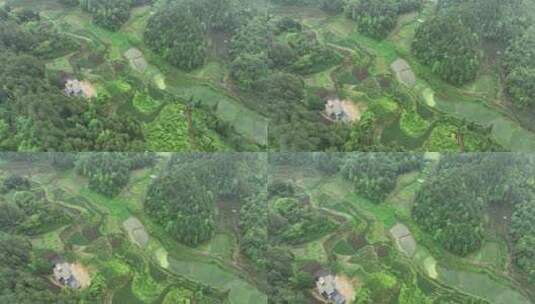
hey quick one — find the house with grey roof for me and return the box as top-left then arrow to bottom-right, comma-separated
53,262 -> 80,289
325,99 -> 349,123
316,275 -> 346,304
63,79 -> 84,97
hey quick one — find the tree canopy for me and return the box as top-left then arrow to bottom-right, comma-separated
504,27 -> 535,108
412,9 -> 481,85
75,153 -> 132,197
80,0 -> 132,31
144,3 -> 207,71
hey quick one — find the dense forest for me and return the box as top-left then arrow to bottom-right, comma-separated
413,154 -> 535,283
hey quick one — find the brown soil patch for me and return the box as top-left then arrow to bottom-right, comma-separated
71,263 -> 91,288
82,225 -> 100,241
349,234 -> 367,250
335,275 -> 356,304
300,261 -> 323,274
341,100 -> 363,122
375,245 -> 390,257
80,81 -> 96,98
353,67 -> 369,81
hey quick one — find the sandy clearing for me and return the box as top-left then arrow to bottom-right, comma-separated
335,275 -> 356,303
341,100 -> 363,122
71,263 -> 91,288
80,81 -> 96,98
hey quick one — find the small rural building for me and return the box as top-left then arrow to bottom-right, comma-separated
53,262 -> 80,289
64,79 -> 85,97
325,99 -> 349,123
316,275 -> 346,304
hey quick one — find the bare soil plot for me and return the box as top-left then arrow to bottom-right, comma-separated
71,263 -> 91,288
123,217 -> 149,247
335,275 -> 356,303
390,223 -> 417,257
124,48 -> 148,73
391,58 -> 416,87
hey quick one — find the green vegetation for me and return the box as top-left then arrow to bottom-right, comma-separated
1,153 -> 535,303
1,0 -> 535,151
80,0 -> 132,31
412,9 -> 481,85
144,2 -> 207,71
504,27 -> 535,108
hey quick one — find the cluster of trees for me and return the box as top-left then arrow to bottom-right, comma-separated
145,163 -> 215,246
414,0 -> 531,87
145,0 -> 251,71
75,153 -> 157,197
345,0 -> 399,39
437,0 -> 527,43
239,194 -> 268,268
345,0 -> 422,39
228,16 -> 350,151
510,199 -> 535,283
269,196 -> 337,244
75,153 -> 133,197
0,175 -> 71,235
504,27 -> 535,108
413,164 -> 485,255
411,9 -> 481,85
0,19 -> 146,151
145,154 -> 265,247
0,232 -> 79,303
412,154 -> 535,282
144,3 -> 207,71
341,153 -> 423,202
79,0 -> 132,31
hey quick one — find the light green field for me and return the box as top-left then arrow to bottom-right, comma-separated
292,238 -> 328,263
31,229 -> 65,251
199,233 -> 235,260
171,85 -> 268,145
167,257 -> 267,304
438,266 -> 530,304
306,67 -> 337,90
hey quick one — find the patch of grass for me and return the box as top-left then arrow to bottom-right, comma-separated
143,103 -> 192,151
192,61 -> 226,83
167,257 -> 266,304
79,188 -> 136,222
113,280 -> 144,304
437,266 -> 530,304
199,233 -> 235,261
132,91 -> 162,114
345,192 -> 397,229
31,229 -> 64,251
162,287 -> 194,304
306,67 -> 336,91
66,231 -> 90,246
468,241 -> 507,270
46,55 -> 74,73
399,110 -> 430,137
132,270 -> 165,303
333,239 -> 356,256
422,124 -> 459,151
292,239 -> 328,263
